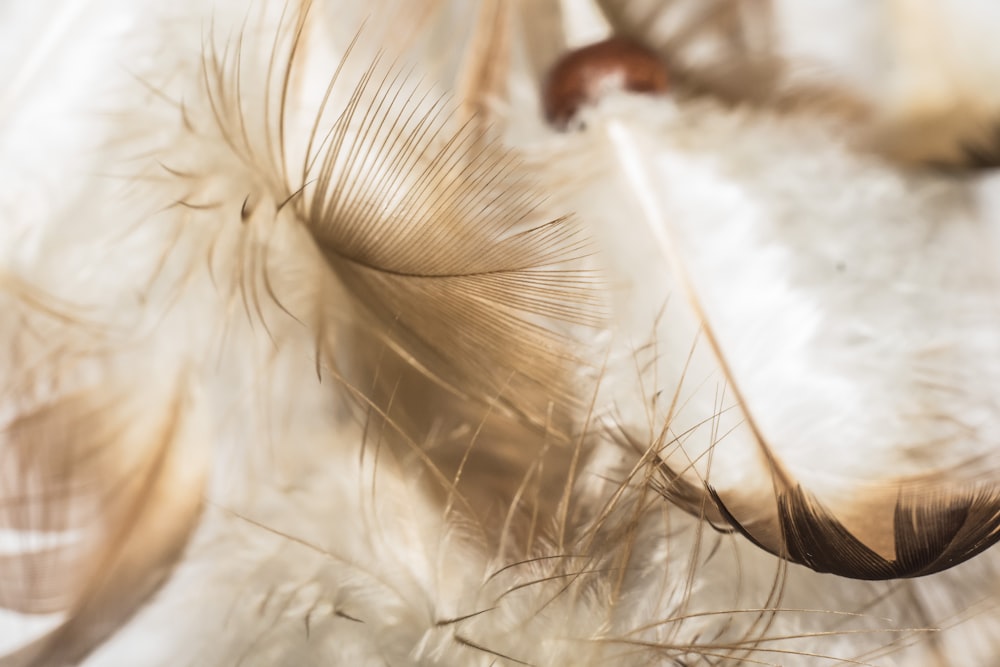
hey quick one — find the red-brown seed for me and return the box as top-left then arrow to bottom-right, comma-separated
542,37 -> 670,129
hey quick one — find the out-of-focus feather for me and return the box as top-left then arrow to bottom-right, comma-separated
597,0 -> 1000,167
961,121 -> 1000,170
871,0 -> 1000,166
0,373 -> 207,667
592,0 -> 851,111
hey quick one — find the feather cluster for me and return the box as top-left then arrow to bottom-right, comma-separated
3,0 -> 1000,665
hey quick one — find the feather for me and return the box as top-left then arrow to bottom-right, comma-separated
596,0 -> 1000,169
181,0 -> 605,438
959,120 -> 1000,170
0,368 -> 207,666
591,0 -> 862,113
596,73 -> 1000,581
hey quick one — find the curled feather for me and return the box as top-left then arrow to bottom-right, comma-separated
601,91 -> 1000,580
0,374 -> 207,666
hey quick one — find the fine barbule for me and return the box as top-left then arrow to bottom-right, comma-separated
3,1 -> 1000,665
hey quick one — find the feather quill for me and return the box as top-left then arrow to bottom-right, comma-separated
598,89 -> 1000,580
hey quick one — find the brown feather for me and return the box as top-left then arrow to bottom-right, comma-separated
192,4 -> 606,435
0,381 -> 207,666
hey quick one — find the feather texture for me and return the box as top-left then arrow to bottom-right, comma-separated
182,1 -> 604,436
4,0 -> 1000,666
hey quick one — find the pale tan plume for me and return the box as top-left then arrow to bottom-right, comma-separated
0,374 -> 207,666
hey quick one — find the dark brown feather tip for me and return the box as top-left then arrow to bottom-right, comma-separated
960,120 -> 1000,169
542,37 -> 670,129
708,485 -> 1000,580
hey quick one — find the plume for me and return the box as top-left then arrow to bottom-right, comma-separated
595,80 -> 1000,580
185,0 -> 604,439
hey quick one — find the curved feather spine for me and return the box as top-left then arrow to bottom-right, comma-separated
604,107 -> 1000,581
